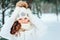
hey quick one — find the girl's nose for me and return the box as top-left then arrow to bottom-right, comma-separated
22,17 -> 30,23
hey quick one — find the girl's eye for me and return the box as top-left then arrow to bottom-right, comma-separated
19,18 -> 22,20
28,20 -> 30,22
24,18 -> 27,19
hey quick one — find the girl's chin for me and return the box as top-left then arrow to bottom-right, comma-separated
21,23 -> 32,31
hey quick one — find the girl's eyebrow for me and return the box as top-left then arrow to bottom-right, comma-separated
19,18 -> 22,20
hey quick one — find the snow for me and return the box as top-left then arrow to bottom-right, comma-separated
40,22 -> 60,40
5,8 -> 11,15
40,13 -> 60,40
41,13 -> 60,22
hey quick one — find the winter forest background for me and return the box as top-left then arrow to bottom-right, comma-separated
0,0 -> 60,40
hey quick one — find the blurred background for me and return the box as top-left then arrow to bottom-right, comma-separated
0,0 -> 60,40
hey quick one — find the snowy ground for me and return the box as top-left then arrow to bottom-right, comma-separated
40,13 -> 60,40
41,22 -> 60,40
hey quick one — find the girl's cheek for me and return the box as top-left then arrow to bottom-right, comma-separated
18,20 -> 23,23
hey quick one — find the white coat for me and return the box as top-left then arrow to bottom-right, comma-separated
0,7 -> 47,40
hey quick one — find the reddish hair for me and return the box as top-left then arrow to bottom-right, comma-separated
10,21 -> 21,35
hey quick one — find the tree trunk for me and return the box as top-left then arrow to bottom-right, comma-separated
56,0 -> 58,21
2,10 -> 4,24
2,9 -> 7,24
1,0 -> 5,24
56,0 -> 58,16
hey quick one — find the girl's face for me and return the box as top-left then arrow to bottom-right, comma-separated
17,12 -> 30,24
